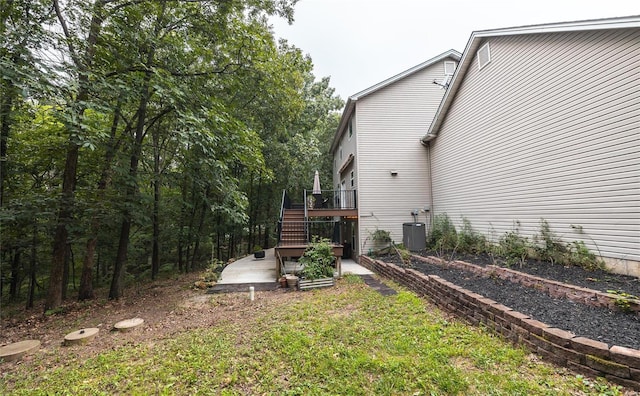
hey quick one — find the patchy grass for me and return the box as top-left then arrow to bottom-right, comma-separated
1,277 -> 623,395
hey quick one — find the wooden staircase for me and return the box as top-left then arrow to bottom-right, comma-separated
275,193 -> 345,278
279,209 -> 306,246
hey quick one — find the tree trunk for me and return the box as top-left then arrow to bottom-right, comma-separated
109,102 -> 147,298
27,222 -> 37,309
109,38 -> 157,298
263,187 -> 273,249
62,244 -> 70,300
190,195 -> 209,270
109,216 -> 131,299
0,79 -> 14,209
10,248 -> 20,300
79,100 -> 122,300
46,1 -> 104,312
247,173 -> 254,251
151,128 -> 160,279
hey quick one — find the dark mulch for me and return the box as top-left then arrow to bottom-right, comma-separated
377,252 -> 640,350
434,250 -> 640,297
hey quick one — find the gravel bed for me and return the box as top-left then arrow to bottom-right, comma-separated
444,251 -> 640,297
378,253 -> 640,350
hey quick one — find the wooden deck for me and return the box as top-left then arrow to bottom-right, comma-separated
307,208 -> 358,218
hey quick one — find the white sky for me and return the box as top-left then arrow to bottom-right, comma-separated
270,0 -> 638,100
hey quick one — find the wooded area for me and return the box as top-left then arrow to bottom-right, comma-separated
0,0 -> 342,311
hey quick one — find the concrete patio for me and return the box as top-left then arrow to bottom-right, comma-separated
215,248 -> 373,286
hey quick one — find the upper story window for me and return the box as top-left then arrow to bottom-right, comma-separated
477,43 -> 491,70
348,120 -> 353,139
339,145 -> 343,160
350,171 -> 354,188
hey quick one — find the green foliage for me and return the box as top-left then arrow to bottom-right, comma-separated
568,240 -> 605,271
299,237 -> 335,280
428,213 -> 458,254
1,0 -> 345,308
606,290 -> 639,313
496,222 -> 530,267
575,375 -> 622,395
202,259 -> 224,283
392,243 -> 412,267
531,220 -> 605,271
457,217 -> 487,254
532,219 -> 567,265
2,285 -> 616,394
371,228 -> 392,244
426,216 -> 608,273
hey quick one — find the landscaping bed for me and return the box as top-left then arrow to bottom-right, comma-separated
432,251 -> 640,297
377,252 -> 640,351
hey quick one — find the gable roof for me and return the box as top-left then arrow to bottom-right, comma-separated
421,15 -> 640,144
329,49 -> 462,154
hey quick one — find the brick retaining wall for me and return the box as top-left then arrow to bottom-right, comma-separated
359,255 -> 640,391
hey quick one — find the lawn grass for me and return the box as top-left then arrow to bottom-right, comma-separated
1,275 -> 622,395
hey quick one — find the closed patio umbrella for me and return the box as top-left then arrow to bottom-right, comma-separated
313,170 -> 322,208
313,170 -> 321,194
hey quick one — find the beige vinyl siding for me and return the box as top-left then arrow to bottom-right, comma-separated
357,60 -> 454,252
430,28 -> 640,264
333,115 -> 358,190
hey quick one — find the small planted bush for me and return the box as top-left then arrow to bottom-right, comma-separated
532,219 -> 567,265
429,213 -> 458,255
496,222 -> 530,267
300,237 -> 335,280
568,240 -> 605,271
426,215 -> 606,272
371,228 -> 392,250
457,217 -> 487,254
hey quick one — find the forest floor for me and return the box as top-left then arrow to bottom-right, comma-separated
0,273 -> 299,375
378,251 -> 640,350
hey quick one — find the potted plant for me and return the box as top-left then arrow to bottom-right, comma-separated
298,237 -> 336,290
253,245 -> 265,259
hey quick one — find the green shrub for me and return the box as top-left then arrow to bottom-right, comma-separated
532,219 -> 567,265
371,228 -> 392,247
607,290 -> 638,313
568,240 -> 605,271
429,213 -> 457,254
496,222 -> 530,267
457,217 -> 487,254
300,237 -> 335,280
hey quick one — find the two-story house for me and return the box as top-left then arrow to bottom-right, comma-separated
330,50 -> 462,258
422,16 -> 639,276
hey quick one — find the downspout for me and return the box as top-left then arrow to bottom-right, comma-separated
421,136 -> 436,236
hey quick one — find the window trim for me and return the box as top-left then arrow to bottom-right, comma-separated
444,61 -> 456,75
477,43 -> 491,70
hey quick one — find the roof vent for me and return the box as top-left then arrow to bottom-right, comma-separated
477,43 -> 491,70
